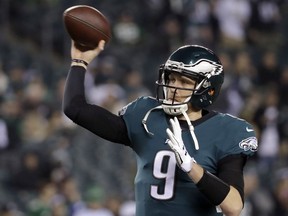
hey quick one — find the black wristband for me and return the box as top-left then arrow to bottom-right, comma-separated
71,59 -> 88,66
196,170 -> 230,205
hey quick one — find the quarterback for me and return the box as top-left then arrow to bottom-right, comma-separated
63,40 -> 258,216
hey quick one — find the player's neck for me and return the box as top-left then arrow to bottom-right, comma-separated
179,109 -> 202,121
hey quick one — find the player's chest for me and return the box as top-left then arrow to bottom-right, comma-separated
135,128 -> 223,173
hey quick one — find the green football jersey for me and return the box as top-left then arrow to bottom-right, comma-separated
120,96 -> 257,216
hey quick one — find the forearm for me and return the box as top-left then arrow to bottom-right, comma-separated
220,186 -> 243,216
187,162 -> 204,183
188,163 -> 243,216
63,65 -> 86,119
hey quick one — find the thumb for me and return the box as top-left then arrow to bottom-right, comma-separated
97,40 -> 105,51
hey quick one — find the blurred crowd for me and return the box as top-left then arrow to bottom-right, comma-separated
0,0 -> 288,215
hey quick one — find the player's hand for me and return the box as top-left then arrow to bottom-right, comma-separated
166,117 -> 195,172
71,40 -> 105,65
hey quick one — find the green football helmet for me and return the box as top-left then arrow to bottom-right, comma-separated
156,45 -> 224,115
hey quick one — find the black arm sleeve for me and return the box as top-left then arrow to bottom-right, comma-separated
196,154 -> 247,205
217,154 -> 248,203
63,66 -> 131,145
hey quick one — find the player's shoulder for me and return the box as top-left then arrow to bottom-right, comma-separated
119,96 -> 159,116
215,112 -> 258,154
216,112 -> 253,128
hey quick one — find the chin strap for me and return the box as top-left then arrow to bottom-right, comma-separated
142,105 -> 163,136
181,111 -> 199,150
142,105 -> 200,150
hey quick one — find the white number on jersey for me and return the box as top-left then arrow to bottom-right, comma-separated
150,151 -> 177,200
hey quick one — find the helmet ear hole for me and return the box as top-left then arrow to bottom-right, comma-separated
208,89 -> 215,96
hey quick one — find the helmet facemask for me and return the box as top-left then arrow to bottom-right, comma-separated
156,60 -> 207,115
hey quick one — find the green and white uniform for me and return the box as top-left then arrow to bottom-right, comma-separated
120,96 -> 257,216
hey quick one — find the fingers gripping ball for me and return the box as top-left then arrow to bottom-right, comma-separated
63,5 -> 111,51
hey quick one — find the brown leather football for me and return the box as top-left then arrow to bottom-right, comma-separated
63,5 -> 111,51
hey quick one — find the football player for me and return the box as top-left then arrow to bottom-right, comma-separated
63,40 -> 258,216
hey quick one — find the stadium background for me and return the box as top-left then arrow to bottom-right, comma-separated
0,0 -> 287,215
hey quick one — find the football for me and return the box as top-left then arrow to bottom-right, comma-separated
63,5 -> 111,51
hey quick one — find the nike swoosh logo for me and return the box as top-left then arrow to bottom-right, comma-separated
246,127 -> 254,132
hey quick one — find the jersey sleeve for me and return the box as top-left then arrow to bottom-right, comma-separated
220,115 -> 258,159
119,96 -> 158,139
